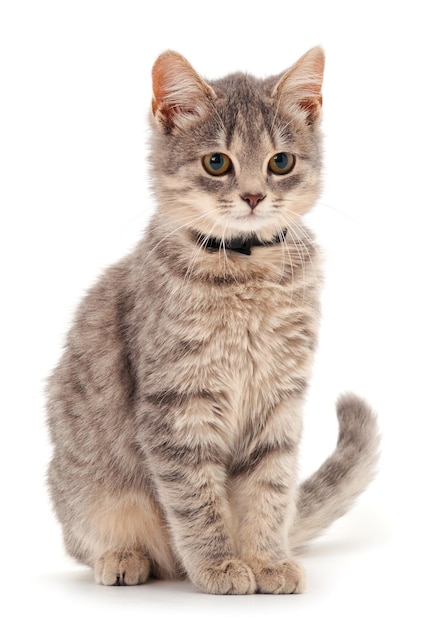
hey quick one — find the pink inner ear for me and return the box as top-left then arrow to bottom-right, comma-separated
298,92 -> 323,117
151,51 -> 215,129
152,101 -> 203,130
174,106 -> 200,117
151,64 -> 171,117
273,47 -> 325,122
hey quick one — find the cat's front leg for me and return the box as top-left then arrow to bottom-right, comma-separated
230,398 -> 305,594
137,393 -> 256,595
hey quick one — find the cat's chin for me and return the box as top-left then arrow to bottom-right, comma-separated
203,217 -> 284,243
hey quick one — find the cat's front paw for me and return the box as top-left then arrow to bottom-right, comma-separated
94,550 -> 150,586
249,558 -> 305,594
190,558 -> 257,595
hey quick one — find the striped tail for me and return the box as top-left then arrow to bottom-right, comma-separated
291,393 -> 380,550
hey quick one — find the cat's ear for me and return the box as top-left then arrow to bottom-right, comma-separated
152,51 -> 216,132
272,47 -> 325,124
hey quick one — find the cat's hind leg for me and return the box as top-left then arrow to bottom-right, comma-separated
62,487 -> 179,585
94,549 -> 150,586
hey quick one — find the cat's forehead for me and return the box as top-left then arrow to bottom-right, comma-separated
209,73 -> 279,155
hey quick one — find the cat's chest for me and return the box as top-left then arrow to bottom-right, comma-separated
200,285 -> 316,413
140,278 -> 317,420
214,289 -> 289,364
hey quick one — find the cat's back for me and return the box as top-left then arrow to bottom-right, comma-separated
46,253 -> 139,461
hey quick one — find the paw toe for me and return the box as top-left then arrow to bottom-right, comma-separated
252,558 -> 305,594
192,559 -> 256,595
94,550 -> 150,586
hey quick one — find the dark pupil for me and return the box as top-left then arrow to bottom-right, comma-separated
210,154 -> 224,170
274,153 -> 288,169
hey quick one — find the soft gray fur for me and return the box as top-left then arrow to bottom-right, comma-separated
46,48 -> 379,594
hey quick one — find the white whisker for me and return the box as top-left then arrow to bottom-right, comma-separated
315,201 -> 361,226
287,218 -> 318,283
183,231 -> 208,285
137,206 -> 221,279
284,221 -> 307,307
219,216 -> 240,286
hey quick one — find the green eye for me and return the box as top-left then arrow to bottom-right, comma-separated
202,153 -> 232,176
268,152 -> 296,175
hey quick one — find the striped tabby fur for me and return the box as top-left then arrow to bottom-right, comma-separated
46,48 -> 379,594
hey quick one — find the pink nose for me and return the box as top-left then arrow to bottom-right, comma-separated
241,193 -> 265,210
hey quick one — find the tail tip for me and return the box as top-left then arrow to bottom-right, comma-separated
336,392 -> 380,459
336,392 -> 377,427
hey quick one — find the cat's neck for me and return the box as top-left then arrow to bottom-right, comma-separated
141,213 -> 315,285
193,230 -> 288,257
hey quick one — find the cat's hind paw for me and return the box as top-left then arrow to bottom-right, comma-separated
250,558 -> 305,594
191,558 -> 257,595
94,550 -> 151,586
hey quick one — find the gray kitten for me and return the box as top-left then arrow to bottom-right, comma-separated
46,47 -> 379,594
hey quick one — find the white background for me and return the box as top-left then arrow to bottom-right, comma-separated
1,0 -> 439,623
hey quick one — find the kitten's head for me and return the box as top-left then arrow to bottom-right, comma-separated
149,48 -> 324,242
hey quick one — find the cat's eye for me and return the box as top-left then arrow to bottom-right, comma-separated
202,153 -> 232,176
268,152 -> 296,175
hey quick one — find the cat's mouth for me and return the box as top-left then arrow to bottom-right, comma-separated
231,209 -> 277,231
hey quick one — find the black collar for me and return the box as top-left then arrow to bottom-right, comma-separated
194,230 -> 287,256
